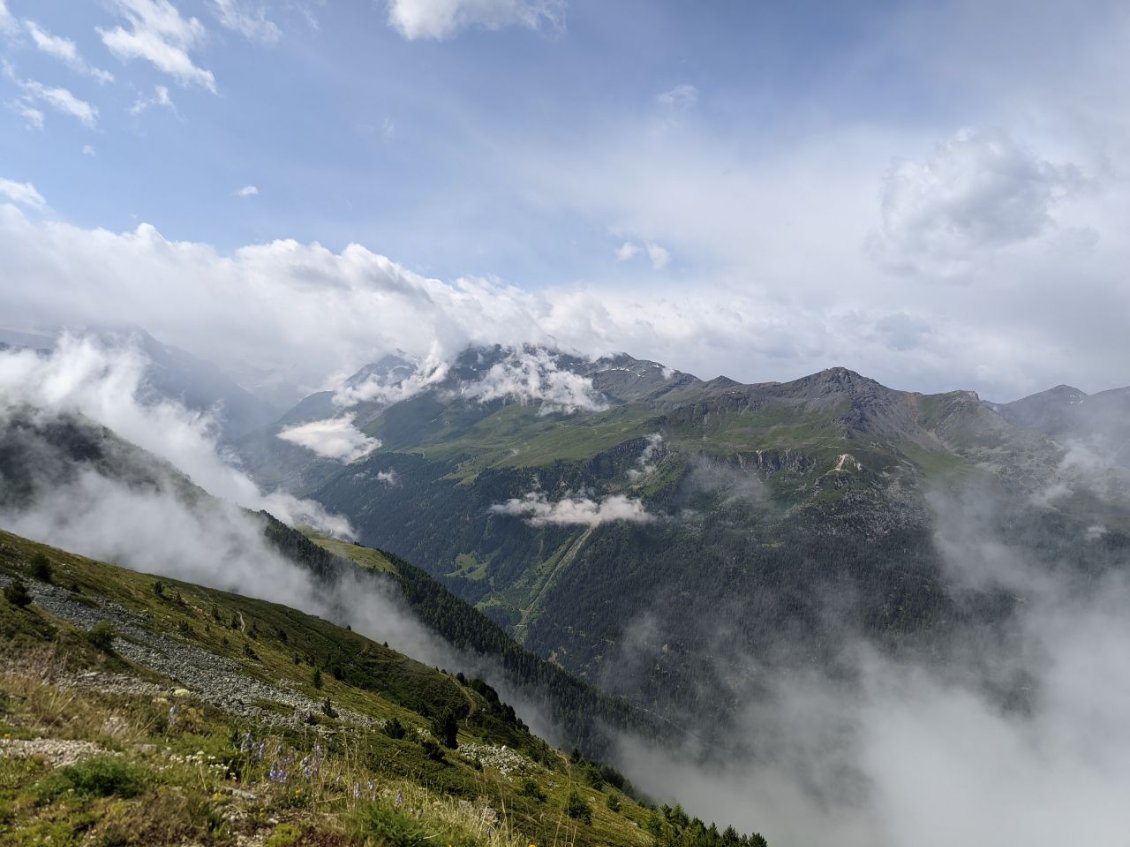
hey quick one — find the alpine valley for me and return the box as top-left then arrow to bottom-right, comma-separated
2,333 -> 1129,845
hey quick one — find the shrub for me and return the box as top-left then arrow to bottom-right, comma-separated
152,580 -> 165,598
321,697 -> 338,718
30,552 -> 53,583
565,791 -> 592,824
430,708 -> 459,749
3,580 -> 32,608
85,621 -> 116,652
36,755 -> 147,800
606,793 -> 621,813
312,667 -> 324,689
520,779 -> 545,801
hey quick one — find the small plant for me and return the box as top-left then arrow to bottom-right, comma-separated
312,667 -> 324,689
29,552 -> 53,582
520,779 -> 545,801
564,791 -> 592,824
152,579 -> 165,598
321,697 -> 338,718
419,738 -> 446,762
3,580 -> 32,608
606,793 -> 622,813
86,620 -> 115,652
384,717 -> 406,739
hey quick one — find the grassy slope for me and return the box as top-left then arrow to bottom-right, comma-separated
0,529 -> 716,847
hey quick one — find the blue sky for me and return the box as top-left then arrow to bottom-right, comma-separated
2,0 -> 1130,399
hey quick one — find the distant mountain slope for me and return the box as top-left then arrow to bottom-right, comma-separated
239,345 -> 1130,731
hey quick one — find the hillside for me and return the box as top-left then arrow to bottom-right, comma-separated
0,407 -> 668,761
0,528 -> 767,847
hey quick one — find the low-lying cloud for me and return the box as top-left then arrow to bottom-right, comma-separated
277,414 -> 381,462
0,334 -> 350,536
610,486 -> 1130,847
491,490 -> 652,527
459,348 -> 607,414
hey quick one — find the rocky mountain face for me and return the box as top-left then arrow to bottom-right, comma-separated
230,346 -> 1130,731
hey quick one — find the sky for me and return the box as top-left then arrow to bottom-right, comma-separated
2,0 -> 1130,401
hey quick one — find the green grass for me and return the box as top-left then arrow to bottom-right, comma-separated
0,528 -> 673,847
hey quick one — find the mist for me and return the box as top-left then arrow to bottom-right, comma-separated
0,335 -> 456,668
609,483 -> 1130,847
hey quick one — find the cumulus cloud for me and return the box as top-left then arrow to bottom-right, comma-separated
0,177 -> 46,211
0,190 -> 1128,407
235,184 -> 259,197
211,0 -> 281,44
459,348 -> 607,413
874,128 -> 1085,277
24,21 -> 115,83
491,490 -> 652,527
0,334 -> 351,536
277,414 -> 381,462
386,0 -> 564,41
99,0 -> 217,92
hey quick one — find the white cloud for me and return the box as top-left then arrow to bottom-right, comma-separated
211,0 -> 281,44
614,241 -> 639,262
17,79 -> 98,127
235,184 -> 259,197
375,469 -> 399,485
0,334 -> 352,536
333,348 -> 450,407
277,414 -> 381,462
645,241 -> 670,270
873,128 -> 1085,278
656,83 -> 698,110
0,177 -> 45,210
10,100 -> 44,129
99,0 -> 217,92
459,348 -> 607,413
386,0 -> 564,41
490,490 -> 653,527
82,144 -> 96,156
129,84 -> 175,115
24,20 -> 115,83
0,0 -> 15,34
626,433 -> 662,481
